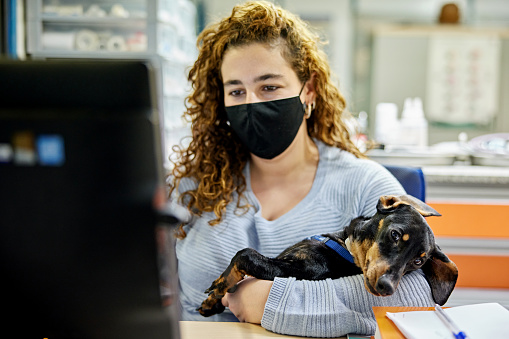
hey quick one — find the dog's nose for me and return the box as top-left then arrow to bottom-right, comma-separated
376,275 -> 395,296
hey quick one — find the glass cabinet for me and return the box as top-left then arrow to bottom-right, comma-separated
26,0 -> 197,168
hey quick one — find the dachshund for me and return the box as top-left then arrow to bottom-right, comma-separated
198,195 -> 458,317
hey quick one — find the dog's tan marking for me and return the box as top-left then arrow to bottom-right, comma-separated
199,262 -> 248,315
378,219 -> 384,230
348,238 -> 373,271
345,237 -> 352,252
364,242 -> 390,295
229,263 -> 247,286
402,234 -> 410,241
365,242 -> 382,271
421,252 -> 427,257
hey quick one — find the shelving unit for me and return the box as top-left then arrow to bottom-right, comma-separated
25,0 -> 197,168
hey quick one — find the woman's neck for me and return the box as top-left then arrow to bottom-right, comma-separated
249,127 -> 320,221
250,127 -> 319,184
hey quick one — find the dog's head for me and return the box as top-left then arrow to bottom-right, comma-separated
347,195 -> 458,305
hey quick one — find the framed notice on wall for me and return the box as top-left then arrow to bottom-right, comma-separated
426,34 -> 500,126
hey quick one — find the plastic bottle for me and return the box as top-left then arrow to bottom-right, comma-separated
375,103 -> 400,148
357,111 -> 368,136
399,97 -> 428,149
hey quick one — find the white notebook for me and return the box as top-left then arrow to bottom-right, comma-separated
386,303 -> 509,339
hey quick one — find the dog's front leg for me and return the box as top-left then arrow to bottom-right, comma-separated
197,256 -> 248,316
198,248 -> 287,317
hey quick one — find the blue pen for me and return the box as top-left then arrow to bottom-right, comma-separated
434,304 -> 468,339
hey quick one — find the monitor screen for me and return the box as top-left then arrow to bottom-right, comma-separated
0,60 -> 181,339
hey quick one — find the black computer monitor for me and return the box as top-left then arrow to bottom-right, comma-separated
0,60 -> 181,338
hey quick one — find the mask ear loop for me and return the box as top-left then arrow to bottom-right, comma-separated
299,82 -> 306,96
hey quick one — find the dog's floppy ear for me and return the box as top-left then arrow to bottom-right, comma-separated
377,195 -> 441,217
421,246 -> 458,305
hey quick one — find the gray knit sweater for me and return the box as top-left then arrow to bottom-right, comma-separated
173,140 -> 434,337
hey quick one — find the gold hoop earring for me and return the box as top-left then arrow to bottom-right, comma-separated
305,102 -> 316,119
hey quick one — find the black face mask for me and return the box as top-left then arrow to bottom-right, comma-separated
225,87 -> 305,159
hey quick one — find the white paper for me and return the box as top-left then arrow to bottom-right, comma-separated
386,303 -> 509,339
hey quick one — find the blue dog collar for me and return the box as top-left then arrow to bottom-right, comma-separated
307,235 -> 355,264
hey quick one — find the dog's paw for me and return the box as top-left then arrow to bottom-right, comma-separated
200,274 -> 240,316
204,276 -> 228,295
197,297 -> 225,317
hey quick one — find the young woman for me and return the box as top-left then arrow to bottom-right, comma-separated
168,1 -> 433,336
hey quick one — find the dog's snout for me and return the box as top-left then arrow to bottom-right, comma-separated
376,275 -> 395,296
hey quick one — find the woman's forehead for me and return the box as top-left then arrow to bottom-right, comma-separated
220,42 -> 298,84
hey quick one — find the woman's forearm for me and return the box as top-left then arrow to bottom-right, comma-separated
262,271 -> 433,337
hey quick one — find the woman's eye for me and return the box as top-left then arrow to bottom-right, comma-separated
390,230 -> 401,242
229,89 -> 244,97
263,85 -> 278,91
414,258 -> 424,266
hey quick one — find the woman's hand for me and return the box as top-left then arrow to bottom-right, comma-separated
221,277 -> 273,323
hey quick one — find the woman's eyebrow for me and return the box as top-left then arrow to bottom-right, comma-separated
223,73 -> 284,87
254,73 -> 283,82
223,79 -> 242,87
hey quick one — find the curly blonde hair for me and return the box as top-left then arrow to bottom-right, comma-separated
169,1 -> 365,238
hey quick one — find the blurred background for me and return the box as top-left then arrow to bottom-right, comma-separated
196,0 -> 509,149
2,0 -> 509,309
3,0 -> 508,161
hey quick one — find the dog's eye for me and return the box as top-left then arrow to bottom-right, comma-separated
413,258 -> 424,266
390,230 -> 401,242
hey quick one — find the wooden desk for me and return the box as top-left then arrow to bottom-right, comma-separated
179,321 -> 348,339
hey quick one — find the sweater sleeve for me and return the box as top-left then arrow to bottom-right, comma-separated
261,271 -> 433,337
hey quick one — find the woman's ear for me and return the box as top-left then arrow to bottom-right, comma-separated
303,72 -> 317,105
